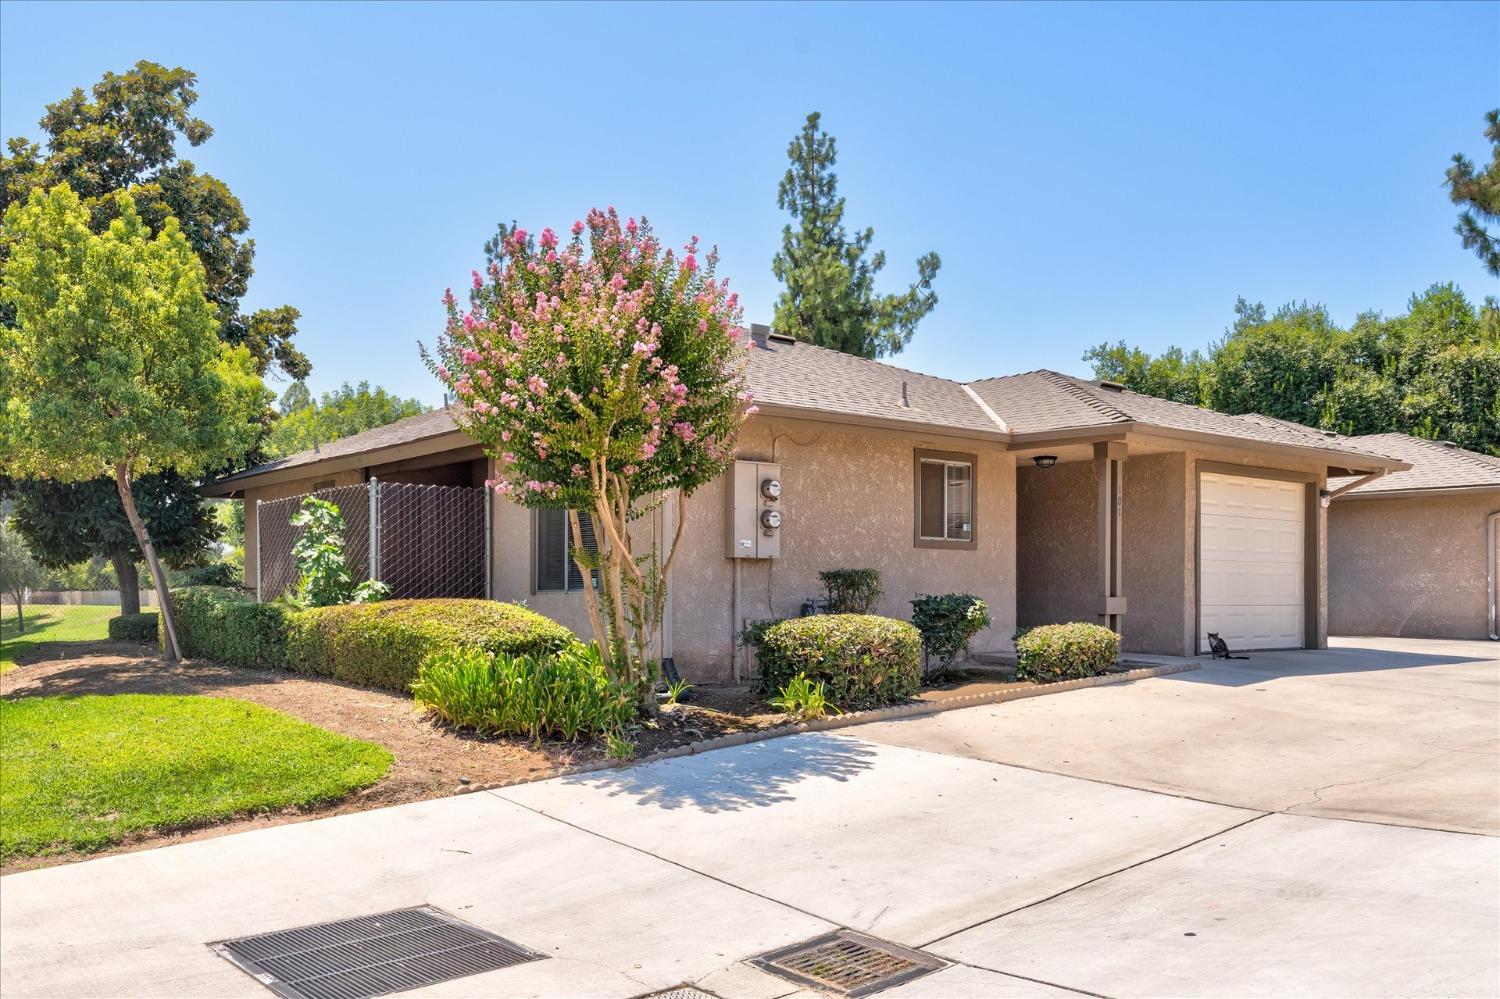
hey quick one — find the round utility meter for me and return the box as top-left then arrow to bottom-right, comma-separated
760,508 -> 783,530
760,478 -> 782,500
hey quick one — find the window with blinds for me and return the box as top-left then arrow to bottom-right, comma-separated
535,509 -> 598,592
914,450 -> 976,547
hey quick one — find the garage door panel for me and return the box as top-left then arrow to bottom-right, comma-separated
1200,604 -> 1303,650
1199,472 -> 1305,652
1200,514 -> 1302,563
1200,559 -> 1301,607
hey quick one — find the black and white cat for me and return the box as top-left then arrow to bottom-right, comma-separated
1206,633 -> 1249,660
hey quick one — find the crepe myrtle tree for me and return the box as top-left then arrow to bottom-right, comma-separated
0,184 -> 265,661
424,208 -> 755,699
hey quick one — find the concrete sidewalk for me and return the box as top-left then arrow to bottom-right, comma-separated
2,638 -> 1497,998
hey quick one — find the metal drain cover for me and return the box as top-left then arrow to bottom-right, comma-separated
634,988 -> 720,999
211,905 -> 544,999
752,930 -> 945,997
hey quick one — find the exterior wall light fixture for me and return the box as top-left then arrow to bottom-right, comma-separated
1033,455 -> 1059,469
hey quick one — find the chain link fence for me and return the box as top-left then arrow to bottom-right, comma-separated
255,480 -> 487,602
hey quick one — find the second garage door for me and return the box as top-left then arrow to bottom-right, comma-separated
1199,471 -> 1305,651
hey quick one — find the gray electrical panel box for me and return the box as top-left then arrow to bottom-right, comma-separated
724,460 -> 782,559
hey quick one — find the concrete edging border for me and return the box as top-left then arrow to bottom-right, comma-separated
467,660 -> 1199,793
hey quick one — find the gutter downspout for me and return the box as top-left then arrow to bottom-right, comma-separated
1488,510 -> 1499,641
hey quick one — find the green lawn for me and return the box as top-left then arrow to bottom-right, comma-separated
1,604 -> 120,672
0,694 -> 393,860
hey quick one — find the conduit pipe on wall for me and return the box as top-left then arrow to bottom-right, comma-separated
1488,510 -> 1499,641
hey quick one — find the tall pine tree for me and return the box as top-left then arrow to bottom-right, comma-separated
1446,109 -> 1500,277
771,112 -> 941,359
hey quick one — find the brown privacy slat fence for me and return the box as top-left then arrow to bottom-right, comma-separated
256,480 -> 488,602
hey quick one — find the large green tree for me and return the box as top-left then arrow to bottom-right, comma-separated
1084,285 -> 1500,455
1446,109 -> 1500,277
0,61 -> 305,600
771,112 -> 941,359
266,381 -> 429,457
1,185 -> 266,659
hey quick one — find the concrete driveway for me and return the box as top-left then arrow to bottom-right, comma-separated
857,636 -> 1500,834
2,638 -> 1496,999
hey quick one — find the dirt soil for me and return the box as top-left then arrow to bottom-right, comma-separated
0,640 -> 789,874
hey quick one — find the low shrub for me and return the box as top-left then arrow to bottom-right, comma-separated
173,563 -> 242,589
107,612 -> 159,643
168,586 -> 292,667
285,599 -> 574,693
1014,622 -> 1119,682
757,614 -> 922,711
412,644 -> 634,741
910,593 -> 991,678
819,568 -> 882,614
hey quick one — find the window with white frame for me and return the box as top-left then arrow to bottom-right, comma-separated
915,451 -> 975,547
534,509 -> 598,592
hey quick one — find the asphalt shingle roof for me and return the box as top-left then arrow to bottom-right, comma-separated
743,337 -> 1004,436
1329,433 -> 1500,495
207,351 -> 1405,493
966,371 -> 1396,461
209,408 -> 459,486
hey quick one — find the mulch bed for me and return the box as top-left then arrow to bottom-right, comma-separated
0,640 -> 788,874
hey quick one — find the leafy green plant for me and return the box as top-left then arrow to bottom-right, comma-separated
910,593 -> 992,679
107,612 -> 159,643
768,673 -> 839,721
757,614 -> 921,711
664,679 -> 693,705
1014,622 -> 1120,682
819,569 -> 882,614
288,497 -> 381,608
287,599 -> 575,693
412,643 -> 636,742
605,730 -> 637,761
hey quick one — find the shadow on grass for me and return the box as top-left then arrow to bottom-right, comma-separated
563,732 -> 879,813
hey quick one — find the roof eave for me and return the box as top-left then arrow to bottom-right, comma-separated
1331,483 -> 1500,501
198,429 -> 477,498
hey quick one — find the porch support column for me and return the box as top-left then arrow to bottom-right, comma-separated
1094,441 -> 1128,632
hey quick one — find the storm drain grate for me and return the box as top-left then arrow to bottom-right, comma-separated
211,905 -> 544,999
752,930 -> 946,997
633,988 -> 720,999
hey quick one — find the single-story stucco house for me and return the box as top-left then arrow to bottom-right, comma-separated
204,327 -> 1415,680
1328,433 -> 1500,641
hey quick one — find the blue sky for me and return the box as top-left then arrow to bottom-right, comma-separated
2,1 -> 1497,405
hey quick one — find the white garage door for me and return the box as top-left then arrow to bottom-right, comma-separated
1199,471 -> 1304,651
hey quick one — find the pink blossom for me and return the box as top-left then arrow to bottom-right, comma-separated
682,254 -> 697,273
527,374 -> 548,394
472,270 -> 483,290
571,219 -> 584,236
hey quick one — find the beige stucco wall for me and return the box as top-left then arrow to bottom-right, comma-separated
1016,452 -> 1190,655
1015,443 -> 1329,656
1015,459 -> 1098,630
1329,490 -> 1500,640
664,416 -> 1017,682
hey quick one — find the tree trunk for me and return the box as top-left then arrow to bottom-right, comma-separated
10,593 -> 22,636
111,551 -> 141,615
115,463 -> 181,662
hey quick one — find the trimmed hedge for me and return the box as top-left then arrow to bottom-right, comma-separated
108,612 -> 159,643
285,599 -> 575,693
168,586 -> 292,668
1014,622 -> 1119,682
757,614 -> 922,711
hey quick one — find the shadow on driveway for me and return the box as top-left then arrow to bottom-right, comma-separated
566,733 -> 879,812
1155,641 -> 1495,688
